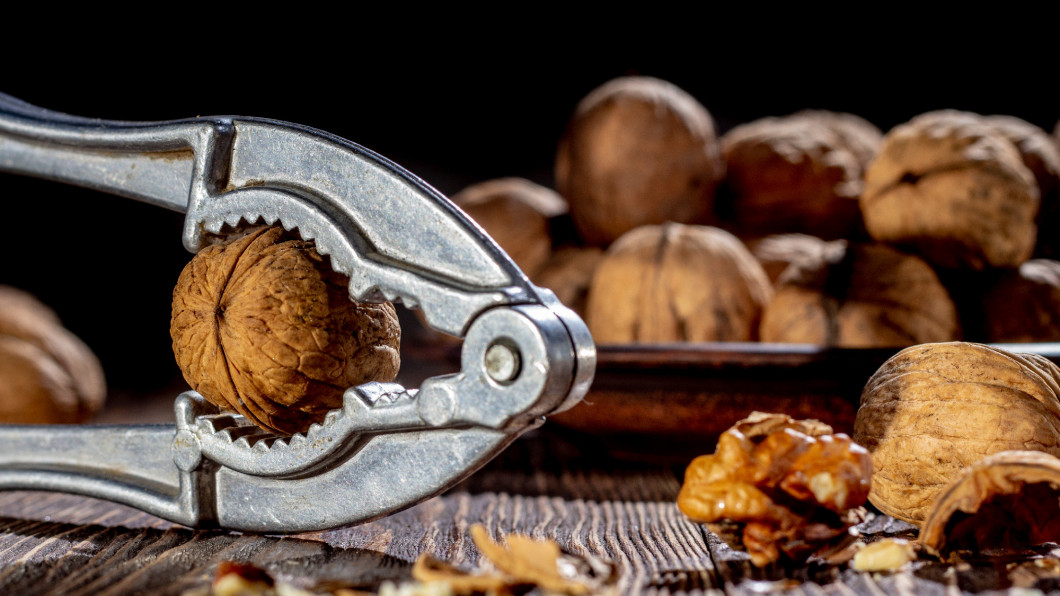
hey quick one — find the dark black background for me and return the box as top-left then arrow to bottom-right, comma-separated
2,21 -> 1056,394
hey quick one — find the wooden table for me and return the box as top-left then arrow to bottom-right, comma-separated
0,418 -> 1043,596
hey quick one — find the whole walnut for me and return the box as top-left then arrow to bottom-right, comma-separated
720,110 -> 882,240
861,110 -> 1040,270
532,246 -> 604,318
585,223 -> 772,343
450,177 -> 568,277
170,227 -> 401,435
749,233 -> 842,285
980,259 -> 1060,342
983,115 -> 1060,259
759,242 -> 961,348
0,286 -> 106,423
555,76 -> 724,246
853,342 -> 1060,525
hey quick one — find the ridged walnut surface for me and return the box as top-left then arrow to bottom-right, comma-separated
585,223 -> 772,343
759,242 -> 961,348
170,227 -> 400,435
555,76 -> 723,246
860,110 -> 1039,270
0,286 -> 106,423
853,342 -> 1060,525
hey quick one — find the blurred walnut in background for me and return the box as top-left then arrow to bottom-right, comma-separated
532,246 -> 603,318
586,223 -> 772,343
555,76 -> 724,246
760,242 -> 960,347
720,110 -> 882,240
450,177 -> 568,278
0,286 -> 106,423
981,259 -> 1060,342
861,110 -> 1039,270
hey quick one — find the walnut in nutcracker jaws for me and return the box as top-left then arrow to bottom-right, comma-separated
170,226 -> 401,435
585,223 -> 772,343
860,110 -> 1040,270
0,286 -> 106,423
853,342 -> 1060,525
555,76 -> 724,246
677,412 -> 873,567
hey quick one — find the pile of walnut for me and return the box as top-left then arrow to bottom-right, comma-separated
446,75 -> 1060,347
0,285 -> 106,423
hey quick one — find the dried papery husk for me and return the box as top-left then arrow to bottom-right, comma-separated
854,342 -> 1060,525
720,110 -> 881,240
470,525 -> 593,595
982,259 -> 1060,342
556,76 -> 723,246
759,242 -> 960,348
0,286 -> 106,422
171,226 -> 401,435
861,110 -> 1039,270
450,177 -> 567,277
585,223 -> 772,343
919,450 -> 1060,557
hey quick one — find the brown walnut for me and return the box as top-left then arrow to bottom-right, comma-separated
720,110 -> 882,240
861,110 -> 1039,270
853,342 -> 1060,525
585,223 -> 772,344
984,115 -> 1060,259
759,242 -> 961,348
532,246 -> 604,318
749,233 -> 842,287
981,259 -> 1060,342
170,226 -> 400,435
677,412 -> 872,567
919,450 -> 1060,557
450,177 -> 568,277
555,76 -> 724,246
0,286 -> 106,423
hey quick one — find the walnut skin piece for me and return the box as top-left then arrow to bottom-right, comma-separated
585,223 -> 772,344
720,110 -> 882,240
170,227 -> 400,435
678,412 -> 872,567
853,342 -> 1060,525
759,242 -> 961,348
555,76 -> 724,246
981,259 -> 1060,342
0,286 -> 106,423
861,110 -> 1039,270
450,177 -> 568,278
919,450 -> 1060,558
983,115 -> 1060,259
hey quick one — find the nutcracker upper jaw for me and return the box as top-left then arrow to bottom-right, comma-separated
0,92 -> 595,531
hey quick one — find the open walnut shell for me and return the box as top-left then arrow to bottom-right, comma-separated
919,450 -> 1060,557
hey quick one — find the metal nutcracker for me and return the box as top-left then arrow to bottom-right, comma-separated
0,92 -> 595,532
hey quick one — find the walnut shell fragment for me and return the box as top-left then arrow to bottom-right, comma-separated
585,223 -> 772,343
720,110 -> 882,240
678,412 -> 872,567
170,227 -> 400,435
853,342 -> 1060,525
919,451 -> 1060,557
759,242 -> 961,348
450,177 -> 568,277
0,286 -> 106,423
556,76 -> 724,246
861,110 -> 1039,270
